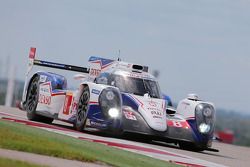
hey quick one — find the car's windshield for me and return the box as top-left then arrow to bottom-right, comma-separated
108,74 -> 161,98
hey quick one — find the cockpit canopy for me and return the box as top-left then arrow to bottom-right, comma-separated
96,71 -> 161,98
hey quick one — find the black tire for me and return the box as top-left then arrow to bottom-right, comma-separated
26,76 -> 53,124
179,141 -> 205,152
75,86 -> 90,131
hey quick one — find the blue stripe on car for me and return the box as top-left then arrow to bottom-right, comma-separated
37,72 -> 67,90
88,56 -> 114,67
121,93 -> 139,111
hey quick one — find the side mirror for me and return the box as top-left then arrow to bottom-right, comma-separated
166,107 -> 176,115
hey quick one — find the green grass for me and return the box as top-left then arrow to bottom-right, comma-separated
0,157 -> 48,167
0,120 -> 178,167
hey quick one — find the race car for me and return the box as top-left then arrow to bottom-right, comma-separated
20,47 -> 217,152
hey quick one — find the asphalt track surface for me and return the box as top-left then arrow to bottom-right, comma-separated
0,106 -> 250,167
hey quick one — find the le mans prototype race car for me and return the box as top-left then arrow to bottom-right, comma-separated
20,47 -> 217,152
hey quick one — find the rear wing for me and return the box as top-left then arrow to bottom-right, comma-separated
26,47 -> 149,80
27,47 -> 89,75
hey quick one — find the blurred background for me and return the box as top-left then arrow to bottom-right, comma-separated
0,0 -> 249,146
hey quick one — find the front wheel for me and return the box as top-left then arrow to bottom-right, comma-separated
75,86 -> 90,131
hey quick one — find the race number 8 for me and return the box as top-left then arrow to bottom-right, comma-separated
173,121 -> 182,127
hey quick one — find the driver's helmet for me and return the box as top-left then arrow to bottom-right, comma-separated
96,72 -> 109,85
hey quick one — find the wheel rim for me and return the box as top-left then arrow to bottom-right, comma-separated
77,90 -> 89,123
27,79 -> 39,113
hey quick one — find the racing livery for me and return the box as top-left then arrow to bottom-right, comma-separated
20,47 -> 217,152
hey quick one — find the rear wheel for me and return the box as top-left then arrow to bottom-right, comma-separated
26,76 -> 53,124
75,86 -> 90,131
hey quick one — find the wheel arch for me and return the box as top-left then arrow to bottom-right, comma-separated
78,82 -> 115,104
23,72 -> 67,107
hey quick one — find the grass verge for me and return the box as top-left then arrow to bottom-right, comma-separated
0,157 -> 48,167
0,120 -> 178,167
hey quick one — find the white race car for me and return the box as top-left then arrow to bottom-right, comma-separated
20,48 -> 217,151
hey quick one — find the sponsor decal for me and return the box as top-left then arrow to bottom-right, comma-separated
40,87 -> 50,93
90,120 -> 107,127
71,100 -> 78,114
131,95 -> 164,119
127,73 -> 143,78
63,93 -> 73,115
38,94 -> 51,105
39,82 -> 51,93
38,60 -> 65,68
151,110 -> 163,117
91,89 -> 100,95
125,73 -> 152,80
39,75 -> 47,82
149,105 -> 163,118
38,82 -> 52,105
123,111 -> 137,120
90,69 -> 101,76
153,116 -> 162,119
149,101 -> 157,107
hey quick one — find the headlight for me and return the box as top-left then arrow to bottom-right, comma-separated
99,87 -> 121,119
108,108 -> 119,118
195,103 -> 215,134
198,123 -> 211,133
